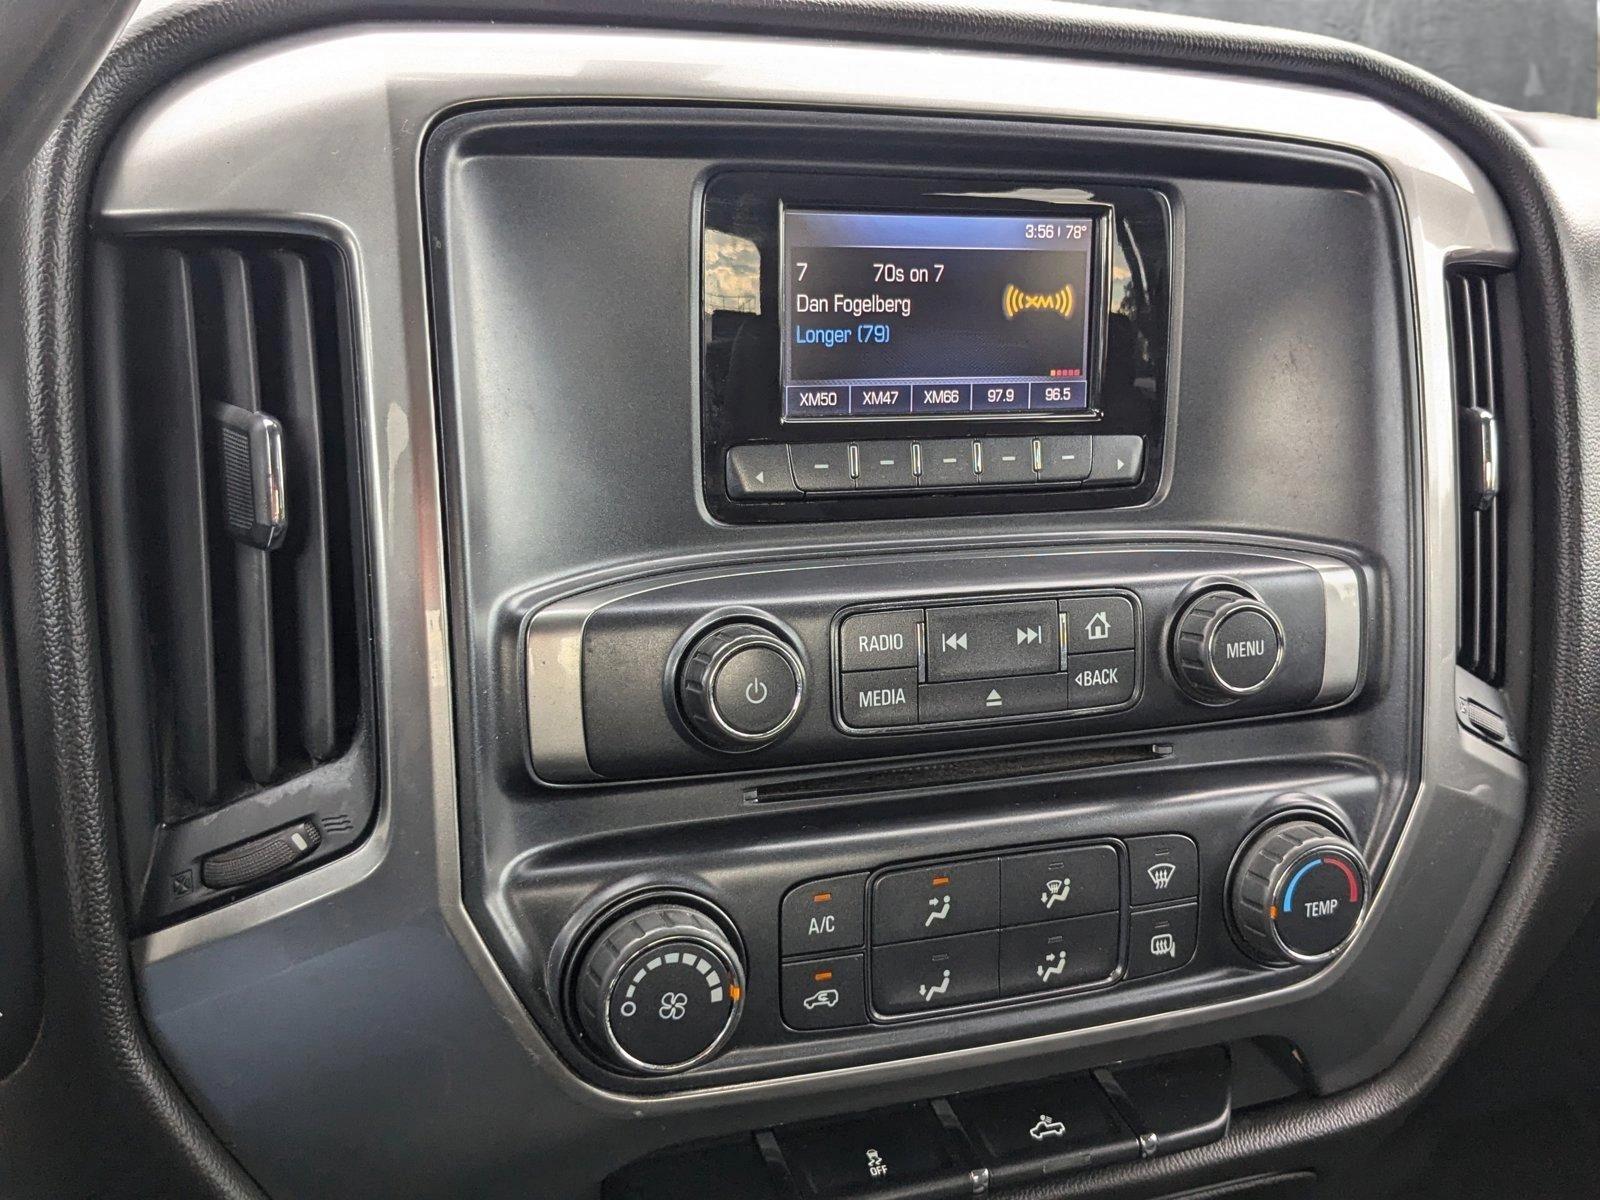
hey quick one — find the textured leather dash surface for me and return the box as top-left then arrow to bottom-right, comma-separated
0,2 -> 1596,1199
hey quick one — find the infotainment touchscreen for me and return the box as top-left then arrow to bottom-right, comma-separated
780,209 -> 1098,422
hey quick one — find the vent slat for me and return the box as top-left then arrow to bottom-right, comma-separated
148,251 -> 224,802
268,252 -> 339,760
211,250 -> 280,784
1451,268 -> 1507,686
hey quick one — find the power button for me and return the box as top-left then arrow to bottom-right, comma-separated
677,621 -> 807,751
712,645 -> 802,736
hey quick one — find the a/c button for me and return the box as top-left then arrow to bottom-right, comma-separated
783,874 -> 866,956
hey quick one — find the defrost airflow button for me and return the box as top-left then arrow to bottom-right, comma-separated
1128,834 -> 1198,906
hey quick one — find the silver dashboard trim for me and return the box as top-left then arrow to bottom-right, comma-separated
104,25 -> 1521,1121
1315,563 -> 1365,704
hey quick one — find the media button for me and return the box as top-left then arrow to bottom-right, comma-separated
1030,379 -> 1089,412
784,385 -> 848,419
1065,650 -> 1136,709
925,600 -> 1059,682
1038,435 -> 1092,483
916,439 -> 977,488
973,383 -> 1029,413
852,440 -> 916,490
871,930 -> 1000,1013
849,383 -> 912,416
910,382 -> 972,415
839,668 -> 917,728
789,442 -> 853,491
976,437 -> 1037,484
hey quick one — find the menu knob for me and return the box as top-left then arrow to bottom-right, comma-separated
1172,588 -> 1285,702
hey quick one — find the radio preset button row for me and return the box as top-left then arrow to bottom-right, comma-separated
731,434 -> 1146,498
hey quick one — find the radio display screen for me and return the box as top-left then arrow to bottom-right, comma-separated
779,209 -> 1098,422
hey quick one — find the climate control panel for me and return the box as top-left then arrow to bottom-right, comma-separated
523,543 -> 1365,782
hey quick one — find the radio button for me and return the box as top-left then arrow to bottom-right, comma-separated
852,440 -> 916,490
976,436 -> 1036,483
839,610 -> 920,672
839,668 -> 917,728
725,445 -> 799,499
1001,845 -> 1120,925
925,600 -> 1059,682
918,673 -> 1071,723
871,930 -> 1000,1013
789,443 -> 853,491
998,912 -> 1119,996
1127,834 -> 1198,906
873,859 -> 999,944
782,874 -> 867,956
1061,595 -> 1137,655
1065,651 -> 1137,708
916,439 -> 977,488
911,382 -> 972,415
1038,435 -> 1092,482
1087,435 -> 1145,485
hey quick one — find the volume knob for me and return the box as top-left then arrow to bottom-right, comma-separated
677,621 -> 806,751
1172,588 -> 1285,702
572,901 -> 747,1074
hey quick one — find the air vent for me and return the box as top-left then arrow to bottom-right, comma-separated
1449,268 -> 1506,685
91,236 -> 372,925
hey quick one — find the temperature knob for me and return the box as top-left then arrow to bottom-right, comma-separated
676,621 -> 806,751
1231,818 -> 1369,965
572,901 -> 746,1074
